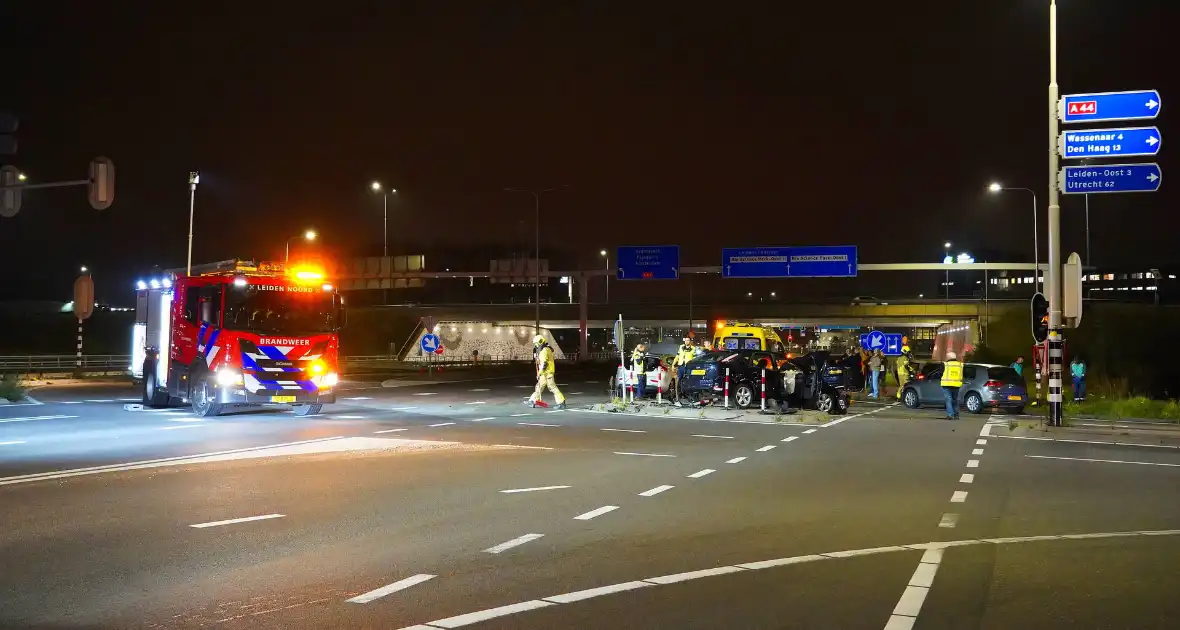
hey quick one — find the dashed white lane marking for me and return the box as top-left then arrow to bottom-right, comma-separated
545,410 -> 564,414
483,533 -> 545,554
687,469 -> 715,479
993,434 -> 1180,450
518,422 -> 560,427
346,573 -> 436,604
343,396 -> 374,400
802,428 -> 817,434
428,422 -> 456,427
374,428 -> 408,434
158,424 -> 205,430
573,505 -> 619,521
191,513 -> 284,528
819,403 -> 896,427
569,392 -> 585,395
84,399 -> 115,403
971,448 -> 984,455
391,407 -> 418,411
976,439 -> 987,445
959,473 -> 974,483
413,392 -> 438,396
755,445 -> 776,452
61,401 -> 84,404
470,388 -> 491,392
584,380 -> 599,384
639,484 -> 674,497
614,451 -> 675,458
601,428 -> 645,433
333,415 -> 367,419
950,491 -> 968,503
1027,454 -> 1180,468
0,415 -> 79,424
691,434 -> 733,439
781,436 -> 799,442
938,513 -> 959,528
515,385 -> 533,388
472,417 -> 495,422
466,401 -> 487,405
966,459 -> 980,468
492,444 -> 554,450
167,417 -> 203,422
393,529 -> 1180,627
510,413 -> 532,417
0,441 -> 27,446
500,485 -> 571,494
117,398 -> 140,402
726,456 -> 747,464
884,548 -> 945,629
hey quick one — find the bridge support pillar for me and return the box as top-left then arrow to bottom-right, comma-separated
579,276 -> 589,362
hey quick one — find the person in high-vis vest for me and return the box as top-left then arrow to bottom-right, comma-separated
895,345 -> 916,400
526,334 -> 566,409
631,343 -> 648,399
940,351 -> 964,420
672,338 -> 695,405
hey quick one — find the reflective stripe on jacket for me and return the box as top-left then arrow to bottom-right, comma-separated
536,346 -> 556,376
941,360 -> 964,387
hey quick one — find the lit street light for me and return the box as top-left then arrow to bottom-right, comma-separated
17,173 -> 26,182
505,185 -> 568,335
80,266 -> 88,273
369,182 -> 397,259
943,241 -> 952,298
187,171 -> 199,275
599,249 -> 610,303
987,182 -> 1039,284
286,229 -> 317,262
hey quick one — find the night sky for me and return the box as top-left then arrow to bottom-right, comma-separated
2,0 -> 1175,304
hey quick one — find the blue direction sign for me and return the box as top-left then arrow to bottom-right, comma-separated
1061,90 -> 1160,124
722,245 -> 857,278
1060,163 -> 1161,195
860,332 -> 904,355
883,333 -> 903,357
420,333 -> 442,353
1061,126 -> 1161,160
617,245 -> 679,280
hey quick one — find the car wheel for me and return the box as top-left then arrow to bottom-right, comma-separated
734,384 -> 755,409
190,373 -> 223,417
293,404 -> 322,417
903,388 -> 920,409
831,393 -> 849,415
965,392 -> 983,414
816,392 -> 834,413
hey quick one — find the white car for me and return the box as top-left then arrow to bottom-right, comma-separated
610,355 -> 672,397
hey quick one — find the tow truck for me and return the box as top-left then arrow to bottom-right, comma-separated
130,259 -> 345,417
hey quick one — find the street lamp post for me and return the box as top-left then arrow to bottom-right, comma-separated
370,182 -> 397,304
285,229 -> 317,262
599,249 -> 609,304
187,172 -> 199,275
987,182 -> 1039,285
1046,0 -> 1065,427
505,186 -> 567,335
943,241 -> 951,298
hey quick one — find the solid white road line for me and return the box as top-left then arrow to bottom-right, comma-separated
472,417 -> 495,422
959,473 -> 974,483
413,392 -> 438,396
820,403 -> 896,427
484,533 -> 545,554
190,513 -> 285,528
781,436 -> 799,442
639,485 -> 674,497
346,574 -> 436,604
614,451 -> 675,458
390,407 -> 418,411
971,448 -> 984,455
510,413 -> 532,417
967,459 -> 980,468
518,422 -> 560,427
515,385 -> 533,388
993,434 -> 1180,450
803,428 -> 817,434
573,505 -> 619,520
470,388 -> 491,392
0,415 -> 79,424
601,428 -> 645,433
343,396 -> 374,400
499,485 -> 571,494
332,415 -> 367,419
84,399 -> 115,403
118,398 -> 140,402
691,434 -> 733,439
687,469 -> 715,478
428,422 -> 456,427
569,392 -> 585,395
158,424 -> 205,430
884,548 -> 945,629
938,513 -> 959,528
755,445 -> 776,452
166,417 -> 202,422
1027,454 -> 1180,468
950,491 -> 968,503
466,401 -> 487,405
726,456 -> 747,464
395,529 -> 1180,630
0,441 -> 26,446
374,428 -> 408,434
492,444 -> 554,450
60,401 -> 83,404
976,439 -> 987,445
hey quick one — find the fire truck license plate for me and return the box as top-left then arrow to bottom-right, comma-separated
271,395 -> 297,403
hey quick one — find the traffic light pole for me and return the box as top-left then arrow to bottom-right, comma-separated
1046,0 -> 1065,427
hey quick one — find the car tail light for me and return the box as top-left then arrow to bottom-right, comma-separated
985,380 -> 1002,388
917,374 -> 925,380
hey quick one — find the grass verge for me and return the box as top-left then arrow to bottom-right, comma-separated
0,373 -> 28,401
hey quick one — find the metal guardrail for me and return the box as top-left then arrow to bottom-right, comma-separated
0,355 -> 132,370
0,352 -> 619,372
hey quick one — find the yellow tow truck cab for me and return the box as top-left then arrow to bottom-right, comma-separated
712,322 -> 785,353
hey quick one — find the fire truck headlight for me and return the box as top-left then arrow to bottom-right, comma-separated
309,361 -> 326,375
216,368 -> 243,387
319,372 -> 339,388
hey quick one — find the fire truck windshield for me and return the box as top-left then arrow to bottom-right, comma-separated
223,285 -> 338,335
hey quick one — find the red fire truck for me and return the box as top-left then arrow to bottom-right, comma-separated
131,259 -> 344,417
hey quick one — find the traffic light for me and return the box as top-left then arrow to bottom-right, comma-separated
1031,292 -> 1049,343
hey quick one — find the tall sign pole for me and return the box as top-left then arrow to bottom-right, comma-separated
1046,0 -> 1065,427
187,171 -> 199,275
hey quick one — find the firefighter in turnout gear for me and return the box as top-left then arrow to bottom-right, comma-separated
895,345 -> 916,400
526,334 -> 566,409
672,338 -> 695,405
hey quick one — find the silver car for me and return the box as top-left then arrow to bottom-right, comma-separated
901,362 -> 1028,414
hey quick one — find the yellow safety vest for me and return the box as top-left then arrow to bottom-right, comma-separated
631,349 -> 646,374
675,345 -> 695,366
537,346 -> 556,376
941,360 -> 964,387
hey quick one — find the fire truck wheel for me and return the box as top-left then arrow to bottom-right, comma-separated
190,374 -> 224,417
292,404 -> 322,417
142,361 -> 170,408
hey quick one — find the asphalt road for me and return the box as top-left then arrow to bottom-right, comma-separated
2,370 -> 1179,629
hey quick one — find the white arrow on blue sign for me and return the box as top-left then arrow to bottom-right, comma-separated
1060,126 -> 1161,160
1060,163 -> 1162,195
1061,90 -> 1160,124
420,333 -> 441,352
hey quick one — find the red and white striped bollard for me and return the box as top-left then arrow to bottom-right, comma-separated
761,368 -> 766,411
723,367 -> 730,409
